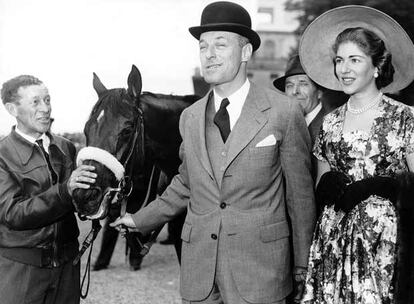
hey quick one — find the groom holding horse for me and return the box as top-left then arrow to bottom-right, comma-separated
0,75 -> 96,304
112,1 -> 316,303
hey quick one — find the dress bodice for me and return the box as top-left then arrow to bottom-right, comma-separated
314,95 -> 414,182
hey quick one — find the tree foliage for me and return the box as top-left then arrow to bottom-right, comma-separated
285,0 -> 414,105
285,0 -> 414,41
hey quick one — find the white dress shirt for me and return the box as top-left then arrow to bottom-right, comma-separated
15,127 -> 50,153
305,102 -> 322,126
213,80 -> 250,130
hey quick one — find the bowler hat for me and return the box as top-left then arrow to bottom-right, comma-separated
189,1 -> 261,51
273,54 -> 306,92
299,5 -> 414,93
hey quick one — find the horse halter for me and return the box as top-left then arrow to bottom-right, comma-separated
76,107 -> 144,220
73,107 -> 145,299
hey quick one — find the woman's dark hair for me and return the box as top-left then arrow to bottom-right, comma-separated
332,27 -> 394,89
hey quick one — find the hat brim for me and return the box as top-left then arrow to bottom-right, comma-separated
273,72 -> 308,92
273,76 -> 287,92
189,23 -> 261,51
299,5 -> 414,93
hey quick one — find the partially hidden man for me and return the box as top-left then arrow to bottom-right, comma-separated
112,2 -> 316,303
273,54 -> 325,149
0,75 -> 96,304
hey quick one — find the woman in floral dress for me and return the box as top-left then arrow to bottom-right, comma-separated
297,6 -> 414,304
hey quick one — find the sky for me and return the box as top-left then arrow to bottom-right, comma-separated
0,0 -> 285,135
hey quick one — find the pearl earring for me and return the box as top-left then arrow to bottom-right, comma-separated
374,71 -> 379,78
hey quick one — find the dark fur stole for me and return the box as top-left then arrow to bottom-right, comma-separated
394,172 -> 414,304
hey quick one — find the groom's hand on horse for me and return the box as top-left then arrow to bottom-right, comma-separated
110,213 -> 139,232
67,165 -> 97,196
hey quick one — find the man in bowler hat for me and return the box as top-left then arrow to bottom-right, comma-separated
112,2 -> 316,303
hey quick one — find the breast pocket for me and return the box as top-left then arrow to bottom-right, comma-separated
248,144 -> 278,167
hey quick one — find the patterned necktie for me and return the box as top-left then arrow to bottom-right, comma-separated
214,98 -> 231,142
36,139 -> 58,184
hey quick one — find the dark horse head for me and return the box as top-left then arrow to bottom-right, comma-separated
72,65 -> 199,219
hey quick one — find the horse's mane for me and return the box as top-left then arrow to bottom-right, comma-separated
140,92 -> 199,112
87,89 -> 200,125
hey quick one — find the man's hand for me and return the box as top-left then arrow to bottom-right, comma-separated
291,266 -> 307,303
110,213 -> 138,231
67,164 -> 96,196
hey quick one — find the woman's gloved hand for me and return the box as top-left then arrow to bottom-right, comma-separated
334,176 -> 398,212
315,171 -> 351,213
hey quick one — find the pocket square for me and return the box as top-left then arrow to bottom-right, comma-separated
256,134 -> 276,147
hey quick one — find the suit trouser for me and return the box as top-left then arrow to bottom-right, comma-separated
182,231 -> 286,304
0,254 -> 80,304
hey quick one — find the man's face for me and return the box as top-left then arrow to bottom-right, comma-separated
6,84 -> 52,138
285,74 -> 321,115
199,31 -> 248,86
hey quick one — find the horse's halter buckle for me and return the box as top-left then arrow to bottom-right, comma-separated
86,176 -> 134,220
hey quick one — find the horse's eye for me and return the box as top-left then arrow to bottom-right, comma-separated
119,127 -> 132,139
126,120 -> 135,129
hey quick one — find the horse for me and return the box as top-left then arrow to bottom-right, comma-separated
72,65 -> 200,269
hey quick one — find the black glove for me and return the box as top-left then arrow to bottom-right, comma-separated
334,176 -> 398,212
315,171 -> 351,213
396,172 -> 414,211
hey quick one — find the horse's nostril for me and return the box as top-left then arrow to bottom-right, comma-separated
83,186 -> 102,202
72,186 -> 104,216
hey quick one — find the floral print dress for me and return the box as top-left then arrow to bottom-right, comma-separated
301,96 -> 414,304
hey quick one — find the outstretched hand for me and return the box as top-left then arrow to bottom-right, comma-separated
109,213 -> 139,232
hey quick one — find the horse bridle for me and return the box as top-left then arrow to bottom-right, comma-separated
74,106 -> 150,299
83,103 -> 146,213
89,106 -> 144,221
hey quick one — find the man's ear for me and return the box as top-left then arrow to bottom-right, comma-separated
317,89 -> 323,101
241,43 -> 253,62
5,102 -> 17,118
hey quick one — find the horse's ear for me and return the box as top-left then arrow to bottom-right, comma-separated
93,72 -> 107,96
127,65 -> 142,99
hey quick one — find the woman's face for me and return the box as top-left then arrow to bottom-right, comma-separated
335,41 -> 378,95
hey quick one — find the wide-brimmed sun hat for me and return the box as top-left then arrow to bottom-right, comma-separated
299,5 -> 414,93
189,1 -> 261,51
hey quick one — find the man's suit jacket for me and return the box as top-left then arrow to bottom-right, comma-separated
308,107 -> 325,149
132,83 -> 316,303
308,107 -> 326,180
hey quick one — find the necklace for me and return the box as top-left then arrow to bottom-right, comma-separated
347,92 -> 383,115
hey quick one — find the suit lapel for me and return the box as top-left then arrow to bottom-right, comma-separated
224,85 -> 269,171
308,107 -> 325,145
191,92 -> 215,180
